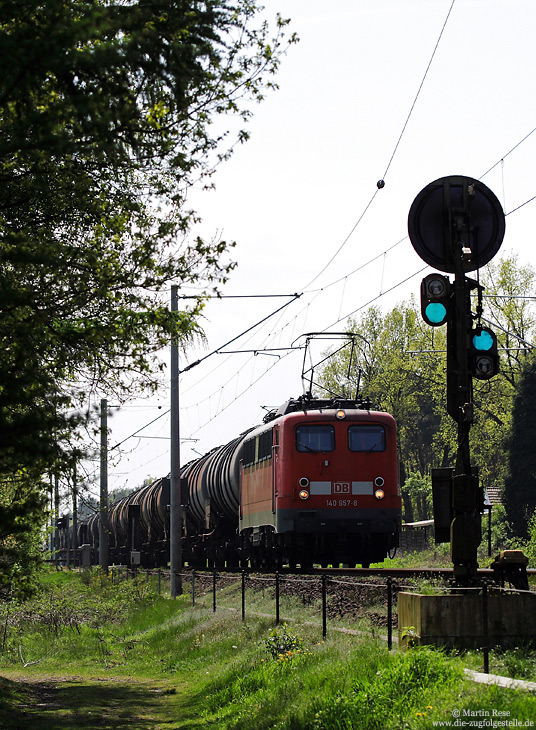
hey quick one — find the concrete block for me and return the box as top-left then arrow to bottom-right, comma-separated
398,590 -> 536,649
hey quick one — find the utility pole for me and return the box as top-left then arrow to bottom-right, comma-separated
72,464 -> 78,567
170,285 -> 183,596
54,473 -> 59,567
99,397 -> 110,573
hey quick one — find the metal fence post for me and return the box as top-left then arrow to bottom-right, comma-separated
322,574 -> 327,638
482,583 -> 489,674
275,572 -> 280,624
387,576 -> 393,650
241,571 -> 246,621
213,571 -> 217,613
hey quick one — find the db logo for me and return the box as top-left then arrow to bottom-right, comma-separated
333,482 -> 350,494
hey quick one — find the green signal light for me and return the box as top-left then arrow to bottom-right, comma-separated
472,329 -> 494,351
425,302 -> 447,324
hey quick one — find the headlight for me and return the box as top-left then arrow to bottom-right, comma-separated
374,489 -> 385,500
335,409 -> 346,420
299,489 -> 310,500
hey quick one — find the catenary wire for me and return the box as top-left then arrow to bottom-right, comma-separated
299,0 -> 455,294
479,125 -> 536,180
381,0 -> 456,181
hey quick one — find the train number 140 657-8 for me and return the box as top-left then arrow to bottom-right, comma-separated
326,499 -> 359,507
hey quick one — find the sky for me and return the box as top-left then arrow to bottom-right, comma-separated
82,0 -> 536,501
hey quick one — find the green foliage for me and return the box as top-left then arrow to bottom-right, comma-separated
503,351 -> 536,537
263,622 -> 304,660
490,645 -> 536,681
0,0 -> 297,596
317,255 -> 536,528
403,473 -> 432,521
0,0 -> 297,424
2,571 -> 536,727
312,646 -> 461,730
518,510 -> 536,567
0,477 -> 48,601
318,299 -> 448,522
0,569 -> 157,660
470,256 -> 536,502
478,503 -> 515,560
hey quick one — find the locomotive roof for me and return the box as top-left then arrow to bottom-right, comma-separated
262,395 -> 375,423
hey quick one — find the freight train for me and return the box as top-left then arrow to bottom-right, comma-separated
77,395 -> 402,569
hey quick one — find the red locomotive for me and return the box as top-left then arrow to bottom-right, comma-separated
237,397 -> 401,569
78,395 -> 401,569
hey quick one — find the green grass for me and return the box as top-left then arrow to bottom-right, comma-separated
1,568 -> 536,729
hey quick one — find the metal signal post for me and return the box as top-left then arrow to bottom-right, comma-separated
408,176 -> 505,582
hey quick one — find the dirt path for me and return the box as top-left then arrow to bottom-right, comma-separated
0,672 -> 200,730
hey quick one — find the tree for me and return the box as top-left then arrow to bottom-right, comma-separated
319,301 -> 448,521
1,0 -> 296,404
470,255 -> 536,496
0,476 -> 47,600
502,351 -> 536,538
0,0 -> 296,595
317,255 -> 536,523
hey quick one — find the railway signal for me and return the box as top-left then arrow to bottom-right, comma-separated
408,175 -> 505,583
469,326 -> 499,380
420,273 -> 451,326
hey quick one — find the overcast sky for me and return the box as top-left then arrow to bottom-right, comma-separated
86,0 -> 536,499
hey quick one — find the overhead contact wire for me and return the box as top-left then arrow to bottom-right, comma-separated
300,189 -> 380,291
300,1 -> 455,294
480,126 -> 536,180
381,0 -> 456,181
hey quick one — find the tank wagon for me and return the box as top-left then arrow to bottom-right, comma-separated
79,396 -> 402,569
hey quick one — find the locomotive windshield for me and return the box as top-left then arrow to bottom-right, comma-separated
348,424 -> 386,452
296,425 -> 335,453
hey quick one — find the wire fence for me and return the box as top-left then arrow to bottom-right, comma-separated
101,565 -> 536,673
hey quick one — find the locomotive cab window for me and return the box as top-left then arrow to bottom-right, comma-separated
348,425 -> 386,452
243,428 -> 273,467
296,425 -> 335,453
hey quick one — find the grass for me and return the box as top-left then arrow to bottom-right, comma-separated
0,567 -> 536,728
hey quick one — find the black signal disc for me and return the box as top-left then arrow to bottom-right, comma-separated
408,175 -> 505,273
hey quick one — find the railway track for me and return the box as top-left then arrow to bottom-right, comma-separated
178,565 -> 536,581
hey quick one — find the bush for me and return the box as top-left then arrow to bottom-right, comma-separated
0,568 -> 157,661
312,646 -> 461,730
263,623 -> 304,660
